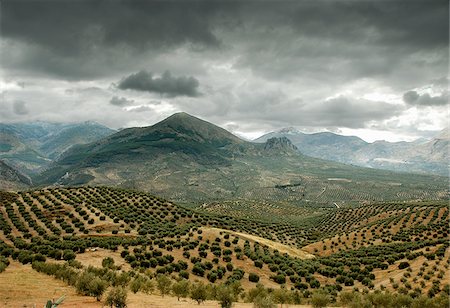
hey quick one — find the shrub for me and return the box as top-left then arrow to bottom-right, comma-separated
399,262 -> 410,269
249,273 -> 260,283
102,257 -> 115,269
179,270 -> 189,279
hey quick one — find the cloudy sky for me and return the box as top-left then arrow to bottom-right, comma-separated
1,0 -> 448,142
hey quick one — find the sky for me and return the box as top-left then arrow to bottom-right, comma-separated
0,0 -> 448,142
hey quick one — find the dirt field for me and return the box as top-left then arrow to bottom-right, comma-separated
0,261 -> 315,308
0,261 -> 100,307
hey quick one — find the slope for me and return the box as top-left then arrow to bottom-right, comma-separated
0,160 -> 32,191
37,113 -> 448,203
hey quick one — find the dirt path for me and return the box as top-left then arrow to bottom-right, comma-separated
204,227 -> 315,259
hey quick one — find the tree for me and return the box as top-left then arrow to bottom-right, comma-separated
217,284 -> 236,308
130,275 -> 144,294
253,294 -> 276,308
311,290 -> 330,308
272,288 -> 291,308
172,279 -> 190,301
90,277 -> 108,301
76,271 -> 108,301
190,282 -> 208,305
105,287 -> 127,308
63,249 -> 76,261
249,273 -> 260,283
102,257 -> 115,269
247,283 -> 268,303
156,274 -> 172,297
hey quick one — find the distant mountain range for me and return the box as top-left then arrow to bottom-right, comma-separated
0,121 -> 115,175
255,128 -> 449,176
35,113 -> 447,204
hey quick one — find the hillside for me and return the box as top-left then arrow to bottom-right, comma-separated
255,128 -> 449,176
0,122 -> 115,175
36,113 -> 448,204
0,160 -> 31,191
0,186 -> 448,307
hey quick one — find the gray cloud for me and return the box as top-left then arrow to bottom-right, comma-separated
110,96 -> 134,107
1,0 -> 446,85
117,70 -> 200,97
13,100 -> 29,115
403,91 -> 448,106
127,106 -> 153,113
306,97 -> 404,128
2,1 -> 222,55
1,0 -> 447,142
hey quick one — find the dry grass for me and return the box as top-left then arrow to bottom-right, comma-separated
203,227 -> 315,259
75,248 -> 131,271
0,261 -> 100,307
0,261 -> 315,308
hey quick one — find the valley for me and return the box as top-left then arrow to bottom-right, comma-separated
0,113 -> 448,307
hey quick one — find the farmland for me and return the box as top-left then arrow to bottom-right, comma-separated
0,186 -> 448,307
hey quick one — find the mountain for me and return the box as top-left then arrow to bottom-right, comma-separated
0,127 -> 50,174
37,113 -> 447,204
255,128 -> 449,176
256,130 -> 367,163
0,121 -> 115,175
0,160 -> 31,190
38,121 -> 116,159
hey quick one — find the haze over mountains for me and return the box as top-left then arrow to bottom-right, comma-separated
29,113 -> 446,204
0,121 -> 115,176
255,127 -> 449,176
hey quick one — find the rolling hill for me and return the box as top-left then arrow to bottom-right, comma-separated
0,186 -> 448,307
36,113 -> 447,204
255,128 -> 449,176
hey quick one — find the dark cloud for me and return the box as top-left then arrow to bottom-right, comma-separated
307,96 -> 404,128
117,70 -> 200,97
2,0 -> 447,84
110,96 -> 134,107
1,1 -> 223,55
1,0 -> 447,140
13,100 -> 29,115
403,91 -> 448,106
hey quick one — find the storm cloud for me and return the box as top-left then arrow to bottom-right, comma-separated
110,96 -> 134,107
1,0 -> 448,142
403,91 -> 449,106
117,71 -> 200,97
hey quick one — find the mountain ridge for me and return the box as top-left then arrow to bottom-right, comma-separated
35,113 -> 447,204
255,127 -> 449,176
